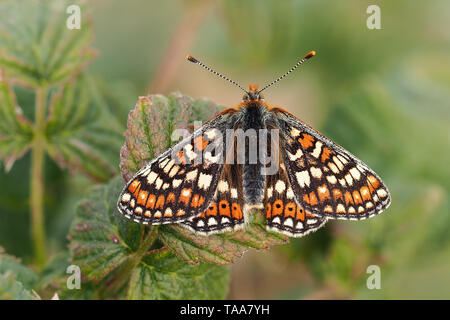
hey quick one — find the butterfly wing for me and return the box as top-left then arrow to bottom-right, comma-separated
270,108 -> 391,220
117,109 -> 236,225
179,163 -> 246,235
264,153 -> 327,237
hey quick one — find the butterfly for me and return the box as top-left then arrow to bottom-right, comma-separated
117,51 -> 391,237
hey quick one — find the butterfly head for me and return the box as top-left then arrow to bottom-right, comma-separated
242,84 -> 264,102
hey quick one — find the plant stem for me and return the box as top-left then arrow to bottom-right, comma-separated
31,85 -> 47,269
105,227 -> 159,296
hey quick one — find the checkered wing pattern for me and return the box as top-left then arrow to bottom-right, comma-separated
180,164 -> 246,235
265,161 -> 327,237
117,110 -> 236,225
272,109 -> 391,220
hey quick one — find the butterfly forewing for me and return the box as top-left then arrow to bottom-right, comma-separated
117,110 -> 236,224
273,109 -> 391,220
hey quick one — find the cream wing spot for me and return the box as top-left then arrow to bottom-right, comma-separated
185,169 -> 198,181
172,179 -> 182,188
349,167 -> 361,181
198,173 -> 212,190
275,180 -> 286,193
311,141 -> 323,158
147,171 -> 158,184
345,174 -> 353,186
327,175 -> 337,184
121,193 -> 131,203
333,156 -> 344,170
328,162 -> 340,174
296,171 -> 311,188
310,167 -> 323,179
217,180 -> 229,193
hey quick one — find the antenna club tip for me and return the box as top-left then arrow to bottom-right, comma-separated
186,55 -> 198,63
305,51 -> 316,59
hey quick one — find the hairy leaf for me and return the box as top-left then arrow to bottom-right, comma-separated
127,249 -> 230,300
0,80 -> 33,171
120,93 -> 289,265
0,247 -> 38,300
0,0 -> 95,87
46,75 -> 124,181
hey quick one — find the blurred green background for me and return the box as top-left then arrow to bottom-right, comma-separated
0,0 -> 449,299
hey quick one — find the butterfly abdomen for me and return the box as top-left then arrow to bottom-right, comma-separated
241,103 -> 266,204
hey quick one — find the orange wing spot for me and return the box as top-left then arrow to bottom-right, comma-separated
298,133 -> 315,149
219,200 -> 231,217
367,175 -> 380,189
272,200 -> 284,216
194,136 -> 209,151
307,192 -> 318,206
232,203 -> 243,219
207,202 -> 219,216
344,191 -> 354,206
324,205 -> 333,213
136,190 -> 148,206
166,192 -> 176,204
360,186 -> 371,201
296,205 -> 305,221
317,184 -> 331,202
266,203 -> 272,219
155,195 -> 165,209
284,202 -> 296,218
177,151 -> 186,165
146,194 -> 156,209
191,194 -> 205,208
332,188 -> 343,201
321,147 -> 333,163
179,188 -> 191,206
352,190 -> 363,205
128,179 -> 141,193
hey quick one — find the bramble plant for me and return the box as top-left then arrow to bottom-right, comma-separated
0,0 -> 288,299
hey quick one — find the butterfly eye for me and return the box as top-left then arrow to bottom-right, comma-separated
258,92 -> 264,101
242,94 -> 249,102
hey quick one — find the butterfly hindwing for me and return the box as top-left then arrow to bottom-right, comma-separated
271,108 -> 391,220
117,110 -> 236,225
180,163 -> 246,235
264,157 -> 327,237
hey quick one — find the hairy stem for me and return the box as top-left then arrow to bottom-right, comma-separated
30,85 -> 47,269
104,227 -> 159,296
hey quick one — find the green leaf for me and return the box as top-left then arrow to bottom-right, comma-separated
68,181 -> 129,281
0,0 -> 96,87
0,272 -> 36,300
0,80 -> 33,170
119,93 -> 289,264
45,75 -> 125,181
127,249 -> 230,300
68,176 -> 231,299
0,247 -> 39,300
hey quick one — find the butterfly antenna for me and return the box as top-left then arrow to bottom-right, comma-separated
186,55 -> 248,93
257,51 -> 316,94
